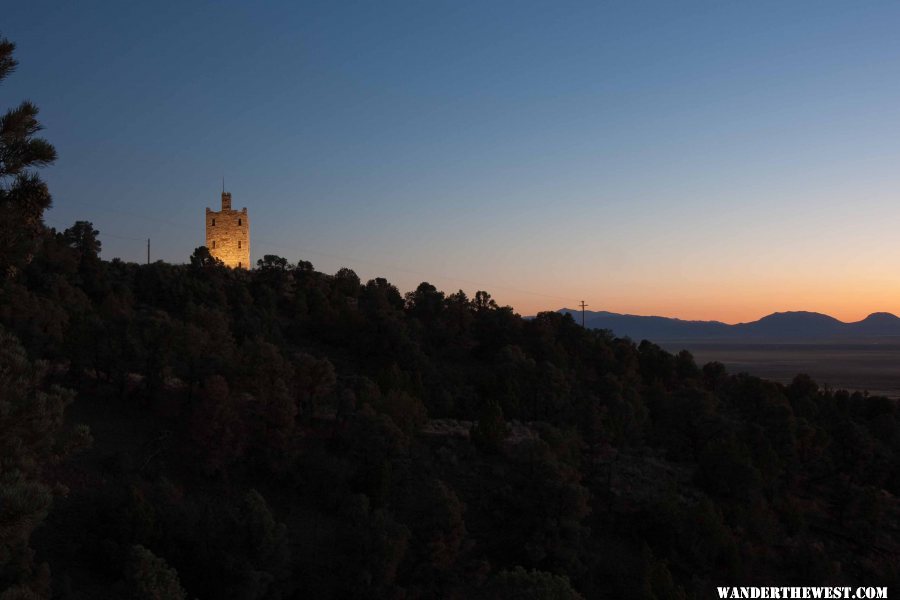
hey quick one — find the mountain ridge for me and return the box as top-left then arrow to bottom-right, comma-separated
558,308 -> 900,341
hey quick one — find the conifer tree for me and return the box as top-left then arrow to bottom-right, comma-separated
0,40 -> 89,600
0,38 -> 56,277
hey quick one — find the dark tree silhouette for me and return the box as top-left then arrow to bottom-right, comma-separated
0,37 -> 57,277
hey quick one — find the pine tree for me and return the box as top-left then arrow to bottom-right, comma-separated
0,40 -> 86,596
0,37 -> 56,277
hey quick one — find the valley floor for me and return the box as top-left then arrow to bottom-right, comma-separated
661,341 -> 900,398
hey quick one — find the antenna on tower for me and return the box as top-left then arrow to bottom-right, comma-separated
579,300 -> 589,328
222,175 -> 225,194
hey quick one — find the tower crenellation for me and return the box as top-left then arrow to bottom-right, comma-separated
205,190 -> 250,268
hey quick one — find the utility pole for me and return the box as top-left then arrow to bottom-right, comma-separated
579,300 -> 588,328
147,238 -> 150,265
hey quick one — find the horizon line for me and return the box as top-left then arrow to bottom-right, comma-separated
555,307 -> 899,327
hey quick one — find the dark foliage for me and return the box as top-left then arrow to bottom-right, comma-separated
1,36 -> 899,600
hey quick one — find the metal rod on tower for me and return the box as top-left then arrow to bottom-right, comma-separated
579,300 -> 588,328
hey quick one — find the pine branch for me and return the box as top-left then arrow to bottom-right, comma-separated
0,38 -> 17,83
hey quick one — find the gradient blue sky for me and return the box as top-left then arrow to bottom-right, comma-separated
6,1 -> 900,321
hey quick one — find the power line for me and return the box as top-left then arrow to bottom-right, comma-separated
44,218 -> 147,242
47,198 -> 199,233
45,203 -> 582,305
254,237 -> 580,304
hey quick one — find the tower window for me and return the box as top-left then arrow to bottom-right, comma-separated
238,240 -> 242,249
212,240 -> 216,249
238,218 -> 242,226
238,262 -> 242,268
211,218 -> 216,226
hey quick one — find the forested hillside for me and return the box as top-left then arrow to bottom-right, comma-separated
2,38 -> 899,600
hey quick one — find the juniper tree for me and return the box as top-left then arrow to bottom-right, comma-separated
0,328 -> 91,598
125,546 -> 187,600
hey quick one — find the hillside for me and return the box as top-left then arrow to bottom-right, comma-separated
3,240 -> 899,598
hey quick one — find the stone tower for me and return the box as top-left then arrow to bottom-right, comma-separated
206,190 -> 250,268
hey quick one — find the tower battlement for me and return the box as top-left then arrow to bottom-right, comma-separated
206,190 -> 250,269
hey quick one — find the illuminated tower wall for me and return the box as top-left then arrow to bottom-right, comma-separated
205,191 -> 250,268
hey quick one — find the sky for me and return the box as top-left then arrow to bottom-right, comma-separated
6,0 -> 900,323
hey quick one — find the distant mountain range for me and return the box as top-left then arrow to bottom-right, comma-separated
557,309 -> 900,342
